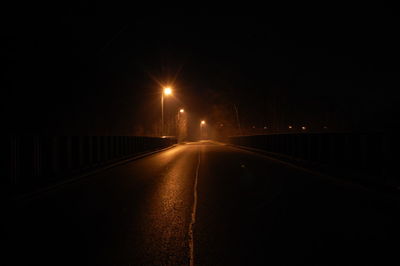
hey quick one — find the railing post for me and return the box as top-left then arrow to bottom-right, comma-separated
33,136 -> 42,179
10,136 -> 19,185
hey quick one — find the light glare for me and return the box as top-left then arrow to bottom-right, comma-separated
164,88 -> 172,95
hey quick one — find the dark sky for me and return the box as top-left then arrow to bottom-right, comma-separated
3,3 -> 399,135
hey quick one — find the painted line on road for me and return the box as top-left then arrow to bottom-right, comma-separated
189,147 -> 201,266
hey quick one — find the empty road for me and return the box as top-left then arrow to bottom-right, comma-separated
4,141 -> 400,265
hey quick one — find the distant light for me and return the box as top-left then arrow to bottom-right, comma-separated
220,124 -> 224,127
252,126 -> 256,129
201,120 -> 206,125
323,126 -> 328,129
263,126 -> 267,130
301,126 -> 307,130
164,87 -> 172,95
288,125 -> 293,129
180,108 -> 184,113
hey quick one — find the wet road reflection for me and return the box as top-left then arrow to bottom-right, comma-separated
4,141 -> 400,265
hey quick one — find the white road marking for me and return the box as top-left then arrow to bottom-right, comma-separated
189,148 -> 201,266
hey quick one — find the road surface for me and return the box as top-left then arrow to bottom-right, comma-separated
4,141 -> 400,265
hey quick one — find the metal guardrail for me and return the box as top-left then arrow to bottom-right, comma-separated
1,136 -> 176,194
229,132 -> 397,188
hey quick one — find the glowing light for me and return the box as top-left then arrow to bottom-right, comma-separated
323,126 -> 328,129
201,120 -> 206,125
263,126 -> 267,129
180,108 -> 184,113
301,126 -> 306,130
164,87 -> 172,95
288,125 -> 293,129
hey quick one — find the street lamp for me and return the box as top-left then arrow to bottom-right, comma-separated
164,87 -> 172,95
177,108 -> 186,142
177,109 -> 185,129
161,87 -> 172,136
200,120 -> 206,139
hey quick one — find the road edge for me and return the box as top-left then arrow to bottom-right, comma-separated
227,144 -> 400,200
11,144 -> 179,203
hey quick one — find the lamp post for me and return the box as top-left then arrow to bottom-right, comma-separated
161,87 -> 172,136
178,108 -> 185,130
177,108 -> 185,142
200,120 -> 206,139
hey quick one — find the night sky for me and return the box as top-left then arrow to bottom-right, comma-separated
3,3 -> 399,136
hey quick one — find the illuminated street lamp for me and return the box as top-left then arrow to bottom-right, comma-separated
161,87 -> 172,136
177,108 -> 185,128
177,108 -> 187,142
200,120 -> 206,139
164,87 -> 172,95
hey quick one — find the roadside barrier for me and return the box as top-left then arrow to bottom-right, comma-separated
229,132 -> 397,189
1,136 -> 176,196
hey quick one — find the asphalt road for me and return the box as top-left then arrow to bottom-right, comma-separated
3,141 -> 400,265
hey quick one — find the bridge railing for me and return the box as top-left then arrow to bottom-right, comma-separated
1,136 -> 176,197
229,132 -> 397,189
